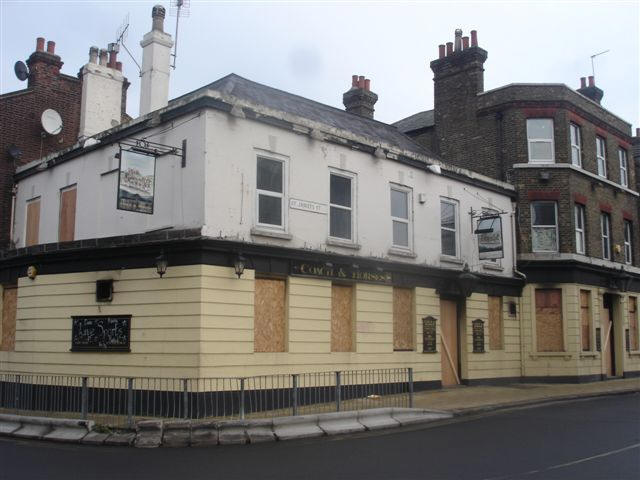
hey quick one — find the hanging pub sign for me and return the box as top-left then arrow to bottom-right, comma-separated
472,319 -> 485,353
71,315 -> 131,352
475,215 -> 504,260
117,149 -> 156,214
291,260 -> 392,284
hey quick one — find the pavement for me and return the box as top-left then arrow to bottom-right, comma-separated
411,376 -> 640,414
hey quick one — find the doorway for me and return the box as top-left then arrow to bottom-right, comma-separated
440,298 -> 460,387
602,294 -> 616,377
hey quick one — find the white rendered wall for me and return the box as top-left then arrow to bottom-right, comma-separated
78,63 -> 124,138
201,109 -> 515,278
12,113 -> 206,246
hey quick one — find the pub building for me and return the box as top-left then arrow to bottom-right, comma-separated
0,6 -> 524,389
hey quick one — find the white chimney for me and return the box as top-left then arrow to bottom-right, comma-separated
139,5 -> 173,116
78,45 -> 124,139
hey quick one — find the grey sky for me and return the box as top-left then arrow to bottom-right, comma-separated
1,0 -> 639,130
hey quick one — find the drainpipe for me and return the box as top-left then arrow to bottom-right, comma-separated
510,208 -> 527,378
9,184 -> 17,248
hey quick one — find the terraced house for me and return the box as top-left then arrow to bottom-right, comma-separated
0,9 -> 523,390
396,29 -> 640,381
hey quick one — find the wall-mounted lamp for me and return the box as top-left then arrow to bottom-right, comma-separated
27,265 -> 38,280
610,267 -> 633,292
234,254 -> 246,279
155,251 -> 168,278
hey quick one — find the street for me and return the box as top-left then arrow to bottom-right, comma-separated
1,394 -> 638,480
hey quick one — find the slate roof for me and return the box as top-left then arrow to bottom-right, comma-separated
173,73 -> 435,158
392,110 -> 435,133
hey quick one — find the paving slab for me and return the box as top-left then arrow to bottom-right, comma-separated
391,408 -> 452,426
81,431 -> 110,445
217,420 -> 247,445
12,423 -> 51,439
163,420 -> 191,447
43,426 -> 89,443
318,411 -> 366,436
104,432 -> 136,446
0,420 -> 21,435
357,408 -> 400,431
246,419 -> 276,443
272,414 -> 324,441
191,421 -> 218,447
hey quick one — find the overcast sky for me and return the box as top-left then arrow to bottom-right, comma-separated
1,0 -> 638,131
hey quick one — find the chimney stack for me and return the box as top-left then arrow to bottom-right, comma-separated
26,36 -> 64,88
577,75 -> 604,104
343,74 -> 378,119
139,4 -> 174,116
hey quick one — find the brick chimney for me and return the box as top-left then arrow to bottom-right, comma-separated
577,75 -> 604,104
26,37 -> 64,89
343,75 -> 378,119
139,4 -> 174,116
430,28 -> 487,162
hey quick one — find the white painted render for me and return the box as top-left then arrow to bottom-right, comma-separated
12,100 -> 515,278
78,62 -> 124,138
139,29 -> 173,116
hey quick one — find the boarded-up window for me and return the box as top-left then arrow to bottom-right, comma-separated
25,198 -> 41,247
254,278 -> 286,352
535,288 -> 564,352
393,287 -> 414,351
629,297 -> 638,351
331,284 -> 354,352
1,286 -> 17,351
580,290 -> 591,351
59,186 -> 77,242
488,296 -> 503,350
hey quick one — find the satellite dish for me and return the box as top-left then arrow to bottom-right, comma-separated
14,61 -> 29,81
41,109 -> 63,135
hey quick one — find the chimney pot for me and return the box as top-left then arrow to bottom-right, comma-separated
446,42 -> 453,56
152,4 -> 166,32
46,40 -> 55,54
580,77 -> 586,88
108,51 -> 118,68
462,36 -> 469,49
438,44 -> 446,58
99,49 -> 108,66
588,75 -> 595,87
89,46 -> 99,64
358,75 -> 365,88
116,61 -> 123,72
36,37 -> 45,52
352,75 -> 358,87
364,78 -> 370,91
454,29 -> 463,51
636,127 -> 640,137
470,30 -> 478,47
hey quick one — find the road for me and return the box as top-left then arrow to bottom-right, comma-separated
0,394 -> 638,480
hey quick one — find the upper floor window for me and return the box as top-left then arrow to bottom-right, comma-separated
601,212 -> 611,260
531,201 -> 558,252
440,198 -> 459,257
569,123 -> 582,167
527,119 -> 555,163
596,136 -> 607,178
390,185 -> 412,249
256,156 -> 285,229
329,171 -> 355,241
619,148 -> 628,188
624,220 -> 633,265
574,203 -> 586,255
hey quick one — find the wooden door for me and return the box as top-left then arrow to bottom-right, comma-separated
602,299 -> 614,377
440,299 -> 459,387
58,186 -> 77,242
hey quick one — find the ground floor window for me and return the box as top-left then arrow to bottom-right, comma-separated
580,290 -> 592,351
254,278 -> 286,352
393,287 -> 414,351
535,288 -> 564,352
0,285 -> 17,352
488,295 -> 503,350
331,284 -> 354,352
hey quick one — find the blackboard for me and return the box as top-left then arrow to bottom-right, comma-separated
626,329 -> 630,352
71,315 -> 131,352
595,328 -> 601,352
422,316 -> 437,353
472,319 -> 485,353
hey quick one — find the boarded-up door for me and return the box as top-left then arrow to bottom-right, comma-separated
440,299 -> 459,387
1,286 -> 17,351
254,278 -> 286,352
25,199 -> 40,247
602,297 -> 614,377
59,186 -> 77,242
535,289 -> 563,352
580,290 -> 591,351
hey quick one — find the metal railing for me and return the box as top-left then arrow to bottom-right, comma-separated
0,368 -> 413,428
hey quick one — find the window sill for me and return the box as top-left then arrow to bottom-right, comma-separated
579,352 -> 599,358
530,352 -> 572,361
100,168 -> 119,177
439,255 -> 464,265
388,248 -> 417,258
628,351 -> 640,357
326,238 -> 361,250
250,228 -> 292,240
481,262 -> 504,272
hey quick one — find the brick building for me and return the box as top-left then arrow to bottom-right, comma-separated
0,38 -> 129,249
396,29 -> 640,381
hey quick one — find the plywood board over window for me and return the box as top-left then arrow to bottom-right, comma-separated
488,296 -> 503,350
1,285 -> 17,351
254,278 -> 286,352
25,198 -> 41,247
331,284 -> 354,352
59,186 -> 77,242
629,296 -> 638,351
393,287 -> 414,351
580,290 -> 591,351
535,288 -> 564,352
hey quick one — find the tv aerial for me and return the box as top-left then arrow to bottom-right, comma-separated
115,13 -> 141,75
41,109 -> 63,135
590,49 -> 610,82
14,61 -> 29,81
169,0 -> 190,69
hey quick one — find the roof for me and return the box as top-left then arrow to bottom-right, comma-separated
392,110 -> 434,133
172,73 -> 435,158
